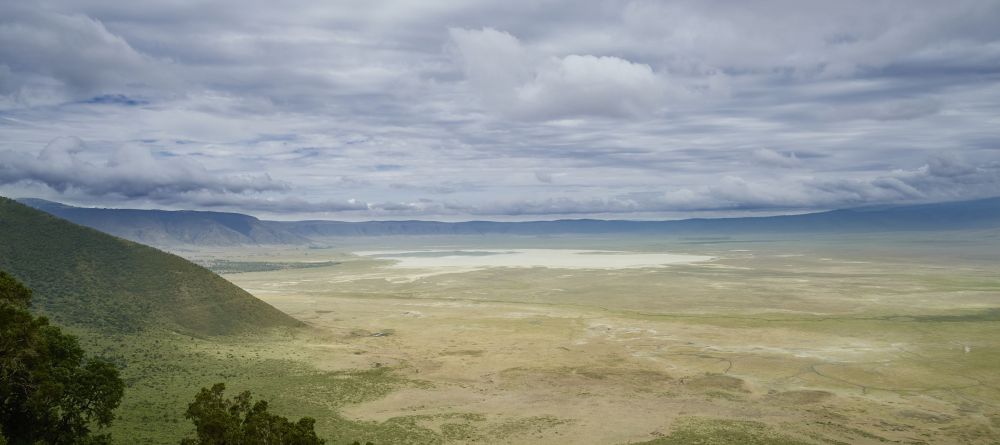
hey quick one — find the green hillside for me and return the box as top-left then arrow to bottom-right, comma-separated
0,197 -> 303,335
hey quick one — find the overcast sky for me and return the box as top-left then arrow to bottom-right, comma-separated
2,0 -> 999,220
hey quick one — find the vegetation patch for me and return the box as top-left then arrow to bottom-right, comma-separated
200,260 -> 339,274
767,390 -> 834,405
704,390 -> 746,401
684,374 -> 749,393
485,415 -> 571,441
382,413 -> 488,442
909,307 -> 1000,323
70,329 -> 433,444
632,417 -> 813,445
439,349 -> 485,357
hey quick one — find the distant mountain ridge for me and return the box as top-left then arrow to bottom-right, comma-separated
17,196 -> 1000,247
19,198 -> 308,246
0,197 -> 303,334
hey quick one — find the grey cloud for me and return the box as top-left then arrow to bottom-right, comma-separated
751,149 -> 801,168
664,154 -> 1000,211
924,153 -> 980,177
177,193 -> 449,218
0,4 -> 164,105
699,154 -> 1000,209
175,193 -> 369,214
809,98 -> 943,122
436,154 -> 1000,216
0,137 -> 287,198
620,1 -> 1000,78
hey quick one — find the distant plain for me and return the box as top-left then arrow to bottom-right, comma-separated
119,232 -> 996,444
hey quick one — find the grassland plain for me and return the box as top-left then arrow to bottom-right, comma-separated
108,233 -> 1000,444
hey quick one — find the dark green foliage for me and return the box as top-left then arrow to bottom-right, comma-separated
180,383 -> 324,445
0,271 -> 125,445
0,272 -> 31,307
0,197 -> 302,335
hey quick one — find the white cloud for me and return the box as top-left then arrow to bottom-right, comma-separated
517,54 -> 665,118
449,27 -> 669,119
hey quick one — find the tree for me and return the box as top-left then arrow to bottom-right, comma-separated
0,270 -> 125,445
181,383 -> 325,445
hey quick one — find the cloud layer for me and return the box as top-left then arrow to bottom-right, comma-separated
1,1 -> 999,220
0,137 -> 285,197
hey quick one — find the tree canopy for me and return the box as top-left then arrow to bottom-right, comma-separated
181,383 -> 325,445
0,270 -> 125,444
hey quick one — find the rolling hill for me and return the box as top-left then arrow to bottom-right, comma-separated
18,196 -> 1000,246
0,197 -> 303,335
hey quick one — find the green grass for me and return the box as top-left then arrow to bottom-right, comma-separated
631,418 -> 813,445
0,197 -> 301,335
79,327 -> 584,445
74,328 -> 445,445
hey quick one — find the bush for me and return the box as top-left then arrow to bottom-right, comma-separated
181,383 -> 325,445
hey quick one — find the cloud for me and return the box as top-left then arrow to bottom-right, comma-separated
660,153 -> 1000,211
81,94 -> 149,106
0,4 -> 164,106
449,27 -> 669,119
519,55 -> 666,118
752,149 -> 801,168
429,154 -> 1000,216
620,1 -> 1000,78
0,137 -> 287,198
447,27 -> 529,109
809,98 -> 943,122
172,192 -> 369,214
169,193 -> 454,218
696,153 -> 983,213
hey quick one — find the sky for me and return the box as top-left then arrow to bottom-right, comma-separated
1,0 -> 999,221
